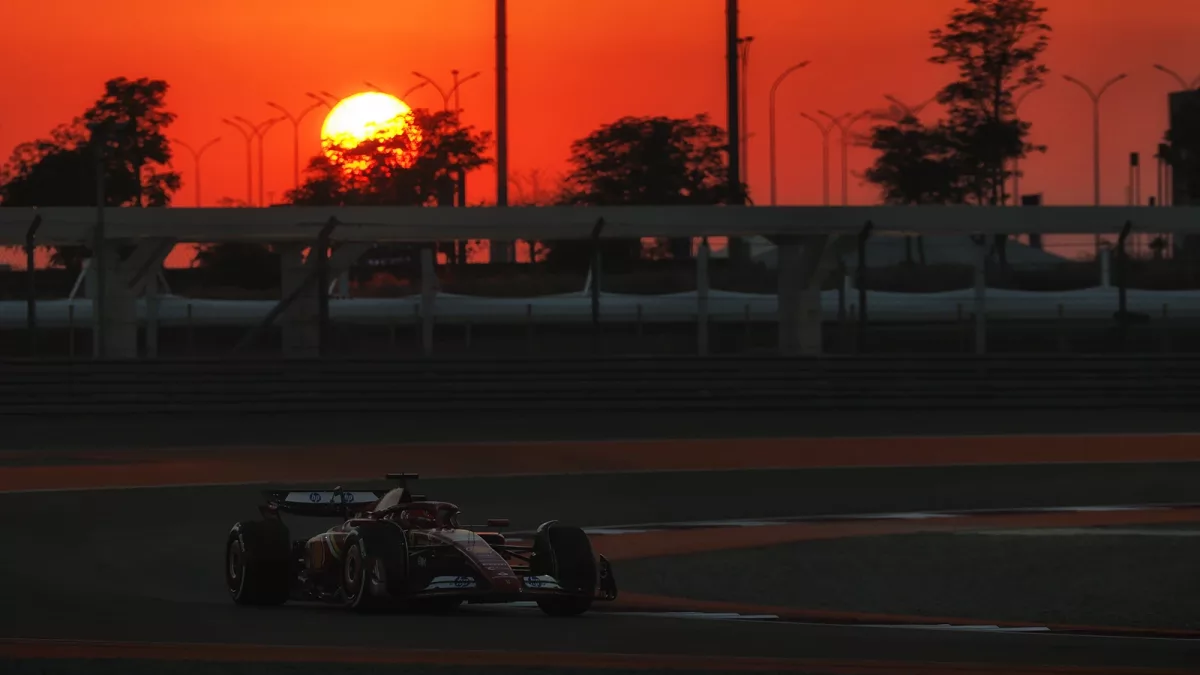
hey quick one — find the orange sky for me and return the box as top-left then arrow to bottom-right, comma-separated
2,0 -> 1200,217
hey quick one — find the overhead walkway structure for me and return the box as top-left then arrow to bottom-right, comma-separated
1,205 -> 1194,358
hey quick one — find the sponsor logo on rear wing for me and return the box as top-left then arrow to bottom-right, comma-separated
285,491 -> 381,505
262,490 -> 387,514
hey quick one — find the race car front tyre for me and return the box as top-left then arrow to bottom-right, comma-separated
342,533 -> 386,612
226,520 -> 291,605
532,524 -> 596,617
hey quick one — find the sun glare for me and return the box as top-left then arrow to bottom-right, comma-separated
320,91 -> 416,165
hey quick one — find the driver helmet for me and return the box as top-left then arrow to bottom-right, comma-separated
401,506 -> 437,529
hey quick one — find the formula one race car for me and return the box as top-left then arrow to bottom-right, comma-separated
225,474 -> 617,616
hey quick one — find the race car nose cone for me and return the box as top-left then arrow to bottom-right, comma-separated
491,575 -> 521,593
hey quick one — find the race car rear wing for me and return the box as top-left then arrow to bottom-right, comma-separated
261,488 -> 389,517
260,474 -> 424,518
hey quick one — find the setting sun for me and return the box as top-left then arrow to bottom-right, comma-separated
320,91 -> 416,162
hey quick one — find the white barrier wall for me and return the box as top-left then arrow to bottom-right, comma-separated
0,286 -> 1191,328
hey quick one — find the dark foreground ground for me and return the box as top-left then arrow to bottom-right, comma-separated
3,467 -> 1200,673
5,408 -> 1200,673
3,666 -> 775,675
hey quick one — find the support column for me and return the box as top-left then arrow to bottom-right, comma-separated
973,236 -> 988,355
145,269 -> 160,358
128,238 -> 173,359
420,245 -> 438,357
87,239 -> 174,360
697,238 -> 711,355
87,243 -> 136,359
777,234 -> 839,356
239,238 -> 368,358
25,216 -> 41,357
279,243 -> 319,358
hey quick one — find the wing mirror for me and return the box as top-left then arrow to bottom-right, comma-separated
487,518 -> 510,528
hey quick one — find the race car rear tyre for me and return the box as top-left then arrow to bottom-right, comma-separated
342,533 -> 386,612
226,520 -> 291,606
533,524 -> 596,617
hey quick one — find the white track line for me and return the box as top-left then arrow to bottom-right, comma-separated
962,528 -> 1200,537
565,503 -> 1200,537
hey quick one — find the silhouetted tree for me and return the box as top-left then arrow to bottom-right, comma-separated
865,0 -> 1051,267
932,0 -> 1050,207
865,115 -> 962,206
554,114 -> 743,266
288,108 -> 491,269
0,77 -> 181,272
288,108 -> 491,208
865,114 -> 962,265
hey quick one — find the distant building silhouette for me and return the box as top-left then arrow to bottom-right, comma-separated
1022,193 -> 1043,250
1169,91 -> 1200,207
1168,90 -> 1200,257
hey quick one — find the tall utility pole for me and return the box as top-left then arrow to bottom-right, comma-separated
738,36 -> 754,185
726,0 -> 741,203
725,0 -> 746,264
494,0 -> 510,263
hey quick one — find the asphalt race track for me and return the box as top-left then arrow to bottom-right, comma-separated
3,460 -> 1200,674
11,407 -> 1200,451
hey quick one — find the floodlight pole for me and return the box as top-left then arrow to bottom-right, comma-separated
768,61 -> 811,205
819,110 -> 871,206
173,137 -> 222,206
266,100 -> 326,191
233,115 -> 284,206
1153,64 -> 1200,91
222,118 -> 255,205
1063,73 -> 1129,255
800,113 -> 833,206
